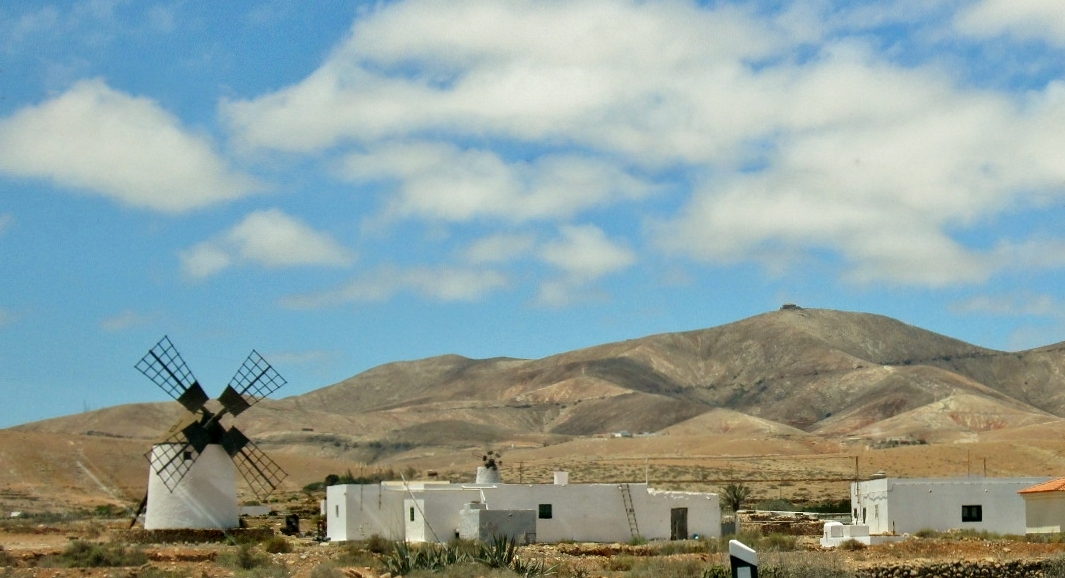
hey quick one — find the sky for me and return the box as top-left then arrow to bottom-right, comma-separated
2,0 -> 1065,429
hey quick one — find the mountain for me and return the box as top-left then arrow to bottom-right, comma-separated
10,306 -> 1065,513
15,307 -> 1065,456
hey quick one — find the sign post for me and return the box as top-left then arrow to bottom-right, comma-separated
729,539 -> 758,578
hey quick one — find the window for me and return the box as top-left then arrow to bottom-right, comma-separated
538,504 -> 552,519
335,505 -> 339,517
410,507 -> 415,522
962,505 -> 982,523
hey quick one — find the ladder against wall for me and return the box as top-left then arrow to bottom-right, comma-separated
619,483 -> 640,538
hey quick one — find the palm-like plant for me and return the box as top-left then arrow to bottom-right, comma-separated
721,482 -> 752,512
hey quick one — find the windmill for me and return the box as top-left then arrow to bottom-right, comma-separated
132,336 -> 287,530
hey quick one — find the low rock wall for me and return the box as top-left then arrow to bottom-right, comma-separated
115,527 -> 274,544
855,559 -> 1048,578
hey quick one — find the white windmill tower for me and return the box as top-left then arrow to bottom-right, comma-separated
132,336 -> 287,530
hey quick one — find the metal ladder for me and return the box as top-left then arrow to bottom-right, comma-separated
619,483 -> 640,538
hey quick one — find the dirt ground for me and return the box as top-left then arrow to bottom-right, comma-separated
5,518 -> 1065,578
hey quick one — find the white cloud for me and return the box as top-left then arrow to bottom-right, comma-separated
536,224 -> 635,306
340,141 -> 652,223
956,0 -> 1065,45
180,208 -> 354,279
101,309 -> 154,332
221,0 -> 784,163
463,233 -> 536,264
0,213 -> 13,235
220,0 -> 1065,288
951,292 -> 1061,318
282,265 -> 508,307
540,224 -> 635,281
0,79 -> 261,213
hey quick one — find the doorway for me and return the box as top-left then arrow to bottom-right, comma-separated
670,507 -> 688,540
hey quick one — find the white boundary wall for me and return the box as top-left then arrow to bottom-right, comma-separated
852,477 -> 1049,536
327,480 -> 720,543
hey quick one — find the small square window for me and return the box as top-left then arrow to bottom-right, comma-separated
962,505 -> 982,522
538,504 -> 552,519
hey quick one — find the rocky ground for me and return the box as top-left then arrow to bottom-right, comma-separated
5,518 -> 1065,578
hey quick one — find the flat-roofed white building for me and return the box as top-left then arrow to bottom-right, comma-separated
852,475 -> 1049,536
326,472 -> 720,543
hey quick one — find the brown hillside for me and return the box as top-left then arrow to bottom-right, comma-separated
8,307 -> 1065,512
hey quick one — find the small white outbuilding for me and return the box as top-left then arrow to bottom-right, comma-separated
851,475 -> 1049,536
326,471 -> 720,543
1019,477 -> 1065,534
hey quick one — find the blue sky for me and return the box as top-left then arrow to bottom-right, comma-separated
2,0 -> 1065,428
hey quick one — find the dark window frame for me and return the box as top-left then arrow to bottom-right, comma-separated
962,504 -> 982,523
538,503 -> 552,519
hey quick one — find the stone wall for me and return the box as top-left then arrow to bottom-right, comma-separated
855,559 -> 1048,578
115,527 -> 274,544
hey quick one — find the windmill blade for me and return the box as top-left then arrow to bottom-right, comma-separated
224,428 -> 287,499
145,435 -> 197,493
135,336 -> 209,413
221,350 -> 286,416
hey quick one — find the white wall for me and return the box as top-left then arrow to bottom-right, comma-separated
327,480 -> 720,544
1023,492 -> 1065,534
852,477 -> 1049,536
326,483 -> 405,541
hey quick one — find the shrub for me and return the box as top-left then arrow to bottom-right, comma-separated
138,567 -> 191,578
383,541 -> 467,575
263,536 -> 291,554
759,552 -> 849,578
365,533 -> 392,554
623,557 -> 706,578
1045,554 -> 1065,578
217,543 -> 271,570
309,561 -> 345,578
41,540 -> 148,568
477,535 -> 518,568
837,539 -> 865,551
0,545 -> 15,567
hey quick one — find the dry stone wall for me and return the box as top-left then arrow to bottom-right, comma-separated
855,559 -> 1049,578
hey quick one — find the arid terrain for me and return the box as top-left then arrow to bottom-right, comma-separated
4,308 -> 1065,576
5,307 -> 1065,514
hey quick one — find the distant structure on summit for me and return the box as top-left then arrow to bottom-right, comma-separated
131,336 -> 287,530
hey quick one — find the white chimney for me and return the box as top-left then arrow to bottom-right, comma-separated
553,471 -> 568,485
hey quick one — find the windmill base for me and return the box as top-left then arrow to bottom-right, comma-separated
145,444 -> 240,530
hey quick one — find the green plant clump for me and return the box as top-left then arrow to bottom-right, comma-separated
0,545 -> 16,567
217,543 -> 271,570
41,540 -> 148,568
263,536 -> 292,554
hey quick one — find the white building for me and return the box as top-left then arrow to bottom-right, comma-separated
326,471 -> 720,543
851,475 -> 1049,536
1019,477 -> 1065,534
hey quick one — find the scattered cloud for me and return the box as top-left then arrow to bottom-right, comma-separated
956,0 -> 1065,45
951,292 -> 1065,318
0,79 -> 261,213
282,265 -> 508,308
536,224 -> 635,306
462,233 -> 536,264
216,0 -> 1065,289
100,309 -> 155,332
340,141 -> 653,224
0,213 -> 13,235
180,208 -> 354,279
